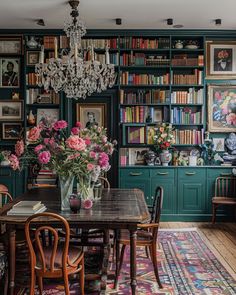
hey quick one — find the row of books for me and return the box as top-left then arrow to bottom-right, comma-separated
119,89 -> 169,104
26,89 -> 60,104
120,53 -> 170,66
172,70 -> 203,85
84,52 -> 119,64
81,38 -> 118,49
170,108 -> 202,124
171,89 -> 204,104
26,73 -> 40,86
127,126 -> 146,144
120,72 -> 170,85
172,55 -> 204,66
120,106 -> 149,123
173,128 -> 205,145
7,201 -> 47,216
120,37 -> 170,49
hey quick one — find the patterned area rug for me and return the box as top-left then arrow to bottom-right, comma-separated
17,229 -> 236,295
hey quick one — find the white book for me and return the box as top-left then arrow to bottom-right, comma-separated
7,205 -> 47,216
13,201 -> 42,211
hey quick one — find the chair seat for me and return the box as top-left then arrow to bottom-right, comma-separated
37,244 -> 83,270
212,197 -> 236,205
118,229 -> 153,245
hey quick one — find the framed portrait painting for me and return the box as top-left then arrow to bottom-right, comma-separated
0,58 -> 20,88
0,100 -> 23,121
2,123 -> 22,140
206,41 -> 236,79
208,85 -> 236,132
76,103 -> 106,128
36,108 -> 59,128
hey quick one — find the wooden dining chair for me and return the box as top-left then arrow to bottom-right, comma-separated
114,186 -> 163,289
25,212 -> 84,295
212,176 -> 236,223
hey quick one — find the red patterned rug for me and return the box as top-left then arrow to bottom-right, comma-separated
16,229 -> 236,295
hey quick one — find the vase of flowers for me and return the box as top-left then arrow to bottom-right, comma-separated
153,123 -> 175,166
8,120 -> 116,211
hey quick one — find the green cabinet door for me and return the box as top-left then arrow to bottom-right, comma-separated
0,167 -> 25,198
178,168 -> 206,214
119,168 -> 151,205
150,169 -> 176,215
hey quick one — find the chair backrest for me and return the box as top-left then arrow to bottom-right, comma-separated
25,212 -> 70,274
151,186 -> 163,240
98,176 -> 110,189
0,187 -> 12,208
215,176 -> 236,199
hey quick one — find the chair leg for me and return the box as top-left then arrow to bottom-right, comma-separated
149,244 -> 162,289
3,267 -> 8,295
63,273 -> 70,295
145,246 -> 149,258
29,268 -> 36,295
37,276 -> 43,295
80,258 -> 85,295
114,244 -> 126,289
212,204 -> 216,224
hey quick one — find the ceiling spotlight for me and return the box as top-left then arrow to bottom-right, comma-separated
167,18 -> 173,26
36,19 -> 45,26
215,19 -> 222,26
116,18 -> 122,25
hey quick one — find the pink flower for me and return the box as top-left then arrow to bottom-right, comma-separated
71,127 -> 80,135
87,163 -> 94,171
89,151 -> 96,159
75,122 -> 82,129
101,135 -> 107,143
52,120 -> 68,131
99,152 -> 109,169
15,140 -> 24,157
226,113 -> 236,125
67,153 -> 81,160
97,127 -> 101,133
34,144 -> 44,154
44,138 -> 50,144
82,199 -> 93,209
28,127 -> 41,142
9,154 -> 20,170
85,138 -> 91,145
66,136 -> 86,151
38,151 -> 51,164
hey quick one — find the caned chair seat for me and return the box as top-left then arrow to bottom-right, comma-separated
212,197 -> 236,204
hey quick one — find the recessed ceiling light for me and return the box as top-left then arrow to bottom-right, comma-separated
115,18 -> 122,25
215,19 -> 222,26
173,24 -> 184,28
167,18 -> 173,26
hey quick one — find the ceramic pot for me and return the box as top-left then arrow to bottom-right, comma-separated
159,150 -> 172,166
144,151 -> 156,166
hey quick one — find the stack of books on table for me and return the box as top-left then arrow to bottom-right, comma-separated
7,201 -> 47,216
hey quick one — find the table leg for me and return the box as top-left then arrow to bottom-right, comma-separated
8,226 -> 16,295
100,229 -> 110,294
130,229 -> 137,295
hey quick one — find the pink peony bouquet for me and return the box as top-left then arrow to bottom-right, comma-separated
9,120 -> 116,198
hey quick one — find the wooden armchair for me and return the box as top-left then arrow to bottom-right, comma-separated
212,176 -> 236,223
114,186 -> 163,289
25,212 -> 84,295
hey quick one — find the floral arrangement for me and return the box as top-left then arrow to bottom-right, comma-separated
153,123 -> 175,153
8,120 -> 116,203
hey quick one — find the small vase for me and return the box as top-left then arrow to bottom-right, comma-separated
26,36 -> 39,49
59,174 -> 75,211
160,150 -> 172,166
27,110 -> 36,125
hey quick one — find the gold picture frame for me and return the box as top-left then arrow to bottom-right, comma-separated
76,103 -> 106,128
206,41 -> 236,79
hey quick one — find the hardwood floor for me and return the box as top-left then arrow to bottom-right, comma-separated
160,222 -> 236,276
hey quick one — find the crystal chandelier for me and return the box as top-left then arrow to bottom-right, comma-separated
35,0 -> 116,99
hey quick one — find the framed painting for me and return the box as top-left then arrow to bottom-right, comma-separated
208,85 -> 236,132
0,58 -> 20,88
76,103 -> 106,128
212,138 -> 225,152
0,36 -> 22,55
36,108 -> 59,128
0,100 -> 23,121
27,51 -> 40,66
206,41 -> 236,79
2,123 -> 22,140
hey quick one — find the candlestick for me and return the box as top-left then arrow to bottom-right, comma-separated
91,45 -> 94,61
54,37 -> 58,59
40,46 -> 44,63
105,47 -> 110,64
75,43 -> 78,60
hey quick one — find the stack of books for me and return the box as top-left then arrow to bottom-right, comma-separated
7,201 -> 47,216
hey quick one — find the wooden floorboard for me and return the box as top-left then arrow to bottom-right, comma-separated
160,222 -> 236,275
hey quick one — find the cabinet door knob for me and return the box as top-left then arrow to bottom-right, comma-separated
157,172 -> 168,175
185,172 -> 196,176
220,173 -> 231,176
129,172 -> 142,176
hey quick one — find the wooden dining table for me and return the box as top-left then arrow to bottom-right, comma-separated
0,187 -> 150,295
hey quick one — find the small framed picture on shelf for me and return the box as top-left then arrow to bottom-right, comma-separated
36,94 -> 52,104
153,109 -> 162,122
0,100 -> 23,121
128,148 -> 150,165
208,84 -> 236,132
212,138 -> 225,152
27,51 -> 40,66
2,123 -> 22,140
127,126 -> 146,144
36,108 -> 59,128
76,103 -> 106,128
0,58 -> 20,88
0,36 -> 22,55
206,41 -> 236,79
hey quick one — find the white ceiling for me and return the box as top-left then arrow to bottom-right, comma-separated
0,0 -> 236,30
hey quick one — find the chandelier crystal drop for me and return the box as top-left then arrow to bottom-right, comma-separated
35,0 -> 116,99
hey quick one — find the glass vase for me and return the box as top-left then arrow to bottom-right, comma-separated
59,174 -> 75,211
77,175 -> 93,200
